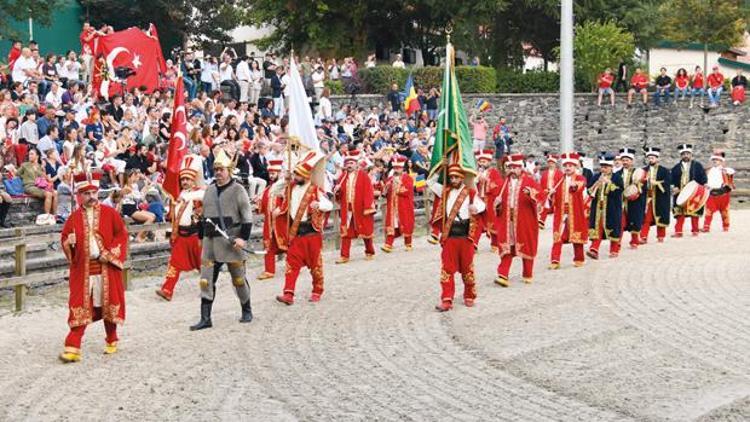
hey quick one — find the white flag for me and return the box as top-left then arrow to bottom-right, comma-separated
287,56 -> 320,153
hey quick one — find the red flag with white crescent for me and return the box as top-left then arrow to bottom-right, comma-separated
164,75 -> 188,199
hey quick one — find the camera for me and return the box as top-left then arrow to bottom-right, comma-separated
114,66 -> 136,80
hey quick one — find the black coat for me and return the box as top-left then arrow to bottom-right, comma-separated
643,165 -> 672,227
671,160 -> 707,216
588,171 -> 624,240
621,167 -> 646,232
250,153 -> 269,182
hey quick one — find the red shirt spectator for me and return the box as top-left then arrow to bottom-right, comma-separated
6,41 -> 21,75
675,74 -> 689,89
692,72 -> 704,89
598,72 -> 614,88
708,70 -> 724,89
630,73 -> 648,90
79,23 -> 98,55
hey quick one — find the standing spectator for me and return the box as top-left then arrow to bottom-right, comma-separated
219,54 -> 240,101
18,148 -> 58,221
250,140 -> 270,183
249,60 -> 264,106
392,54 -> 406,69
19,109 -> 39,146
596,68 -> 615,107
317,87 -> 333,122
365,54 -> 377,68
690,65 -> 705,108
615,60 -> 628,92
707,65 -> 724,107
181,50 -> 200,100
730,69 -> 746,106
327,58 -> 340,81
200,55 -> 218,93
271,66 -> 285,117
235,55 -> 251,103
311,65 -> 326,100
493,117 -> 513,160
673,68 -> 689,101
262,53 -> 277,87
469,113 -> 488,151
387,83 -> 400,116
627,68 -> 649,105
653,67 -> 671,106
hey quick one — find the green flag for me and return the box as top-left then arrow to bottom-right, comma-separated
428,40 -> 477,183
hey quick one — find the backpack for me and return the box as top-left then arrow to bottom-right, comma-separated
3,177 -> 23,196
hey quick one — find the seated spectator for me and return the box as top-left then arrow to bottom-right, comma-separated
627,68 -> 649,105
654,67 -> 671,106
37,125 -> 60,156
43,148 -> 63,189
690,66 -> 705,108
730,69 -> 747,106
19,109 -> 39,146
707,65 -> 724,108
121,169 -> 156,242
597,68 -> 615,106
673,68 -> 689,101
0,170 -> 12,227
18,148 -> 58,223
56,167 -> 73,222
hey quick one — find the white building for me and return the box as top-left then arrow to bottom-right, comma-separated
648,41 -> 748,76
228,25 -> 275,56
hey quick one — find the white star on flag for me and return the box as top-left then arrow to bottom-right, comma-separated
132,54 -> 142,69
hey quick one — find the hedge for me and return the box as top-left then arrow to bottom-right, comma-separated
357,65 -> 497,94
324,80 -> 345,95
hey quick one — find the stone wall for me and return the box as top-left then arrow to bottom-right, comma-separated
331,93 -> 749,203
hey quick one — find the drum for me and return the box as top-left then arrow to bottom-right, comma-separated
624,184 -> 640,201
676,180 -> 710,213
632,168 -> 646,183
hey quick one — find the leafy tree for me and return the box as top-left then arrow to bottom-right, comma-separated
662,0 -> 748,72
79,0 -> 244,52
0,0 -> 63,40
568,21 -> 635,91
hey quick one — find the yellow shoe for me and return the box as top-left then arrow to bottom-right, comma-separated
573,261 -> 584,268
59,352 -> 82,363
335,257 -> 349,264
104,342 -> 118,355
365,254 -> 375,261
405,245 -> 413,252
427,236 -> 439,245
522,277 -> 533,284
380,245 -> 393,253
256,272 -> 275,280
494,276 -> 510,287
548,263 -> 560,270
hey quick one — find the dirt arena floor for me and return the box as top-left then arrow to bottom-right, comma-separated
1,210 -> 748,421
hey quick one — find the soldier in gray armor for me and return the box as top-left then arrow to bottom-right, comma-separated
190,149 -> 254,331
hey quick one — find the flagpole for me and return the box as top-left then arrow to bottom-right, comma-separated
441,31 -> 452,237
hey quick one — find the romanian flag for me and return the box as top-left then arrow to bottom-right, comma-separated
402,74 -> 421,117
474,98 -> 492,112
411,172 -> 427,192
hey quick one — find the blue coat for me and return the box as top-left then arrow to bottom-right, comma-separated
643,165 -> 672,227
588,171 -> 624,240
671,160 -> 707,216
621,167 -> 646,232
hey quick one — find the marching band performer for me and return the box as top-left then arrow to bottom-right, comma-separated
539,154 -> 562,227
275,151 -> 332,305
256,159 -> 288,280
619,148 -> 646,249
549,152 -> 589,269
59,172 -> 128,363
156,155 -> 205,301
703,151 -> 735,232
640,147 -> 672,244
190,149 -> 254,331
493,154 -> 541,287
381,155 -> 415,252
335,149 -> 377,263
475,149 -> 503,251
429,164 -> 485,312
587,153 -> 624,259
671,144 -> 707,237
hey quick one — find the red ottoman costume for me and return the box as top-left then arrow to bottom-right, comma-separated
494,154 -> 541,286
550,152 -> 588,268
703,151 -> 735,232
59,172 -> 128,363
382,155 -> 415,251
336,149 -> 376,262
257,159 -> 289,279
539,155 -> 562,226
475,149 -> 503,250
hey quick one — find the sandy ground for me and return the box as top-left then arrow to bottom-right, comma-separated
0,210 -> 749,421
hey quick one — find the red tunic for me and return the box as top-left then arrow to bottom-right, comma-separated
61,204 -> 128,328
383,172 -> 415,236
259,184 -> 289,251
495,175 -> 541,259
540,167 -> 563,212
167,188 -> 203,272
337,169 -> 376,238
551,174 -> 589,244
477,167 -> 503,236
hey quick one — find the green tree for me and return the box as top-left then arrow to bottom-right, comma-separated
79,0 -> 244,52
569,21 -> 635,91
0,0 -> 63,40
662,0 -> 748,73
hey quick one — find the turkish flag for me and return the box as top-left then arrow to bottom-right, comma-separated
163,75 -> 188,199
93,26 -> 166,99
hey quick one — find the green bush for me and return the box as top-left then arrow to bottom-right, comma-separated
324,80 -> 345,95
496,70 -> 559,93
357,65 -> 496,94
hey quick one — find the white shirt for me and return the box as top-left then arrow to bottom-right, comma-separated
290,183 -> 333,220
317,97 -> 332,119
236,60 -> 251,81
508,177 -> 520,210
219,62 -> 234,82
12,56 -> 38,84
177,189 -> 206,226
281,74 -> 291,96
201,61 -> 217,83
312,71 -> 325,88
45,89 -> 63,107
392,60 -> 405,69
706,166 -> 732,189
429,183 -> 486,220
62,60 -> 81,80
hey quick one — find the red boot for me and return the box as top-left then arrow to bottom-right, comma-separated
435,301 -> 453,312
276,293 -> 294,306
